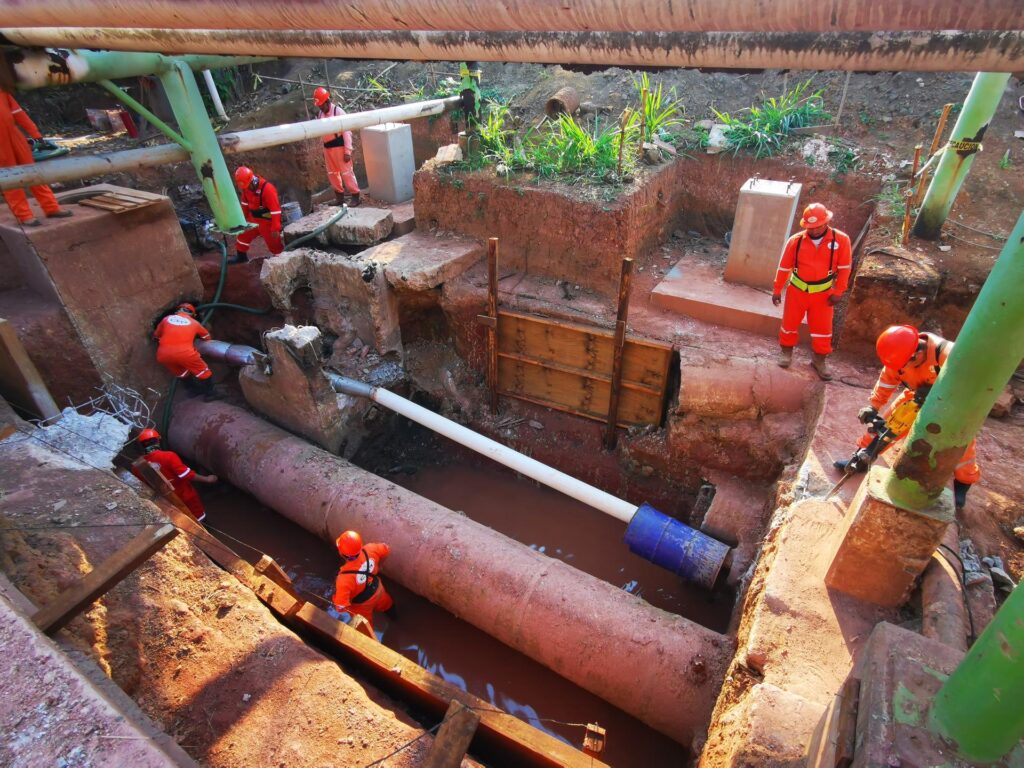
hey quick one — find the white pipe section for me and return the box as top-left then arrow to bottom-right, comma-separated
354,379 -> 638,523
202,69 -> 228,121
0,95 -> 461,191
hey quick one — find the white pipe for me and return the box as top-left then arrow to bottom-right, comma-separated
0,95 -> 461,191
328,374 -> 638,523
202,69 -> 228,121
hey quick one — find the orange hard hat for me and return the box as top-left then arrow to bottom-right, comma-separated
234,165 -> 255,189
876,325 -> 920,370
336,530 -> 363,558
800,203 -> 833,229
139,428 -> 160,443
313,87 -> 330,107
176,302 -> 197,316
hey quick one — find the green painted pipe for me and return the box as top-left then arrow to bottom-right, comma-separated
885,209 -> 1024,509
929,583 -> 1024,761
913,72 -> 1010,240
158,60 -> 247,234
97,79 -> 190,149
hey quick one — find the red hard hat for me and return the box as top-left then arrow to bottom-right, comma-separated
234,165 -> 255,189
336,530 -> 363,558
313,87 -> 330,107
139,428 -> 160,443
176,302 -> 197,316
876,325 -> 920,370
800,203 -> 833,229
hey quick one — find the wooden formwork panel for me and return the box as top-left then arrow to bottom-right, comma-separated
496,310 -> 671,426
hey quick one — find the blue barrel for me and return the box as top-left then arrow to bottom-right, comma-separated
624,503 -> 731,590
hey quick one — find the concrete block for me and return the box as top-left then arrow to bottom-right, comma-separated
390,200 -> 416,237
376,230 -> 485,291
652,257 -> 810,341
239,326 -> 366,454
724,178 -> 802,290
361,122 -> 415,203
826,465 -> 953,607
677,355 -> 811,421
283,205 -> 394,248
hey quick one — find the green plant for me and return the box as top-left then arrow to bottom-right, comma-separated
859,110 -> 873,125
633,72 -> 685,144
873,182 -> 907,224
828,140 -> 861,177
713,79 -> 831,158
365,76 -> 394,100
999,150 -> 1012,170
528,112 -> 636,181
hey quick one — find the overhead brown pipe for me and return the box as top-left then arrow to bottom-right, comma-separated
2,28 -> 1023,72
0,1 -> 1020,32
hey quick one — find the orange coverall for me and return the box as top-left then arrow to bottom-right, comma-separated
1,92 -> 62,223
333,543 -> 393,631
144,448 -> 208,520
236,176 -> 284,256
773,227 -> 852,355
858,332 -> 981,484
318,102 -> 360,195
153,311 -> 213,380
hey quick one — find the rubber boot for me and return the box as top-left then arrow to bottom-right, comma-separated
46,209 -> 73,219
334,190 -> 346,206
227,251 -> 248,265
196,377 -> 217,402
953,480 -> 971,510
21,218 -> 41,227
812,353 -> 833,381
349,192 -> 361,208
777,345 -> 793,369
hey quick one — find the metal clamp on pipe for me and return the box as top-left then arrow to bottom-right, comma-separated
195,339 -> 265,367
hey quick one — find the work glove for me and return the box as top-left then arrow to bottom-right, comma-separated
343,151 -> 352,163
858,406 -> 878,425
27,137 -> 38,149
827,293 -> 842,306
771,293 -> 782,307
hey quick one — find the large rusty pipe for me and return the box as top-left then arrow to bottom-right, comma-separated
0,1 -> 1019,32
2,28 -> 1023,72
167,399 -> 733,746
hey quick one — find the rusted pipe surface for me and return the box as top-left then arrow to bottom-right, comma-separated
0,1 -> 1019,32
2,29 -> 1022,72
545,86 -> 580,118
921,524 -> 969,651
168,399 -> 733,746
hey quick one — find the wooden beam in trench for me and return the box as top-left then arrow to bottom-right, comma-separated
424,700 -> 481,768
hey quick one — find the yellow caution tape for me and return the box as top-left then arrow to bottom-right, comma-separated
949,139 -> 983,153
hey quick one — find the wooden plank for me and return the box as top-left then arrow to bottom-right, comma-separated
254,554 -> 300,597
605,258 -> 634,449
131,457 -> 191,515
0,317 -> 60,421
424,700 -> 481,768
497,351 -> 661,396
79,196 -> 129,212
32,523 -> 178,635
487,238 -> 499,412
835,677 -> 860,768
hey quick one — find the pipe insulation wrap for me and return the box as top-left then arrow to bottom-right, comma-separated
168,399 -> 733,745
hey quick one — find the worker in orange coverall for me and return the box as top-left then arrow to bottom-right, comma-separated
333,530 -> 393,632
313,87 -> 360,207
833,324 -> 981,510
230,165 -> 283,263
1,90 -> 73,226
153,302 -> 214,397
138,428 -> 217,521
771,202 -> 852,381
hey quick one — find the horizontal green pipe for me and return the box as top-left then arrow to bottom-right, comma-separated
97,79 -> 190,149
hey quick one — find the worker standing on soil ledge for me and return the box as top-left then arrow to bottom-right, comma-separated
0,90 -> 73,226
772,203 -> 852,381
313,87 -> 361,207
137,428 -> 217,522
153,302 -> 215,398
834,325 -> 981,509
333,530 -> 392,632
230,165 -> 284,263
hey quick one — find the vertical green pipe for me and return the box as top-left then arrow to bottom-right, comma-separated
158,60 -> 246,233
929,584 -> 1024,761
885,210 -> 1024,509
912,72 -> 1010,240
96,79 -> 191,148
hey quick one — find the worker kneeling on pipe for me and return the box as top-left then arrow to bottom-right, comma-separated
834,324 -> 981,510
332,530 -> 393,632
153,302 -> 215,398
137,428 -> 218,522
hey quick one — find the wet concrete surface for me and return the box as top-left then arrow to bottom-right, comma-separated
201,483 -> 692,768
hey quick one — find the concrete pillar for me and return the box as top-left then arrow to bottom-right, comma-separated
723,178 -> 802,290
825,466 -> 953,607
360,123 -> 416,203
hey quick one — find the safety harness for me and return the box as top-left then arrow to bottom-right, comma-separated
339,548 -> 380,604
789,229 -> 838,294
248,179 -> 273,220
321,103 -> 347,148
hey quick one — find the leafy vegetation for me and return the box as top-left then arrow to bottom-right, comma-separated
632,72 -> 686,144
828,139 -> 861,177
713,80 -> 830,158
999,149 -> 1012,170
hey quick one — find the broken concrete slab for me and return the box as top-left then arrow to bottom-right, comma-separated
375,230 -> 485,292
390,200 -> 416,237
422,143 -> 463,171
283,205 -> 394,248
239,325 -> 370,456
260,247 -> 402,355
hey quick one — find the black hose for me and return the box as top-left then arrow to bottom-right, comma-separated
195,302 -> 272,315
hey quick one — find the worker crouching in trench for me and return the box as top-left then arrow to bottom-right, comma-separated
332,530 -> 393,633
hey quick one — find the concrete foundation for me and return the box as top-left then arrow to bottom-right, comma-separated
826,465 -> 954,607
169,399 -> 734,747
723,178 -> 801,290
361,122 -> 415,203
283,205 -> 394,248
373,230 -> 484,292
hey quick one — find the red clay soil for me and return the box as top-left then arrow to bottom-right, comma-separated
0,422 -> 471,768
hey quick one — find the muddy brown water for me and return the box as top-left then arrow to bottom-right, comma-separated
202,483 -> 694,767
